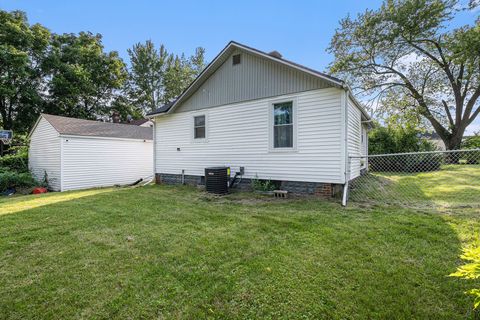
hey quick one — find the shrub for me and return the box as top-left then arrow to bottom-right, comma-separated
369,125 -> 437,155
369,153 -> 442,173
462,135 -> 480,150
367,119 -> 441,172
0,146 -> 29,172
251,176 -> 278,192
0,171 -> 37,192
461,136 -> 480,164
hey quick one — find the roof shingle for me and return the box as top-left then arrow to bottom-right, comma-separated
41,114 -> 153,140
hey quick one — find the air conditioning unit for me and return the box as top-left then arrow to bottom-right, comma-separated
205,167 -> 229,194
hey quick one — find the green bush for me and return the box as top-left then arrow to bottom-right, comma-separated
0,171 -> 37,192
251,176 -> 278,192
0,146 -> 29,172
369,153 -> 442,172
367,119 -> 442,172
368,125 -> 437,155
462,135 -> 480,150
461,136 -> 480,164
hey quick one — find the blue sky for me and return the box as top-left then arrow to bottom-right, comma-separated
1,0 -> 478,134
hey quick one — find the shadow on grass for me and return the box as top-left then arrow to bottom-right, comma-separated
0,185 -> 474,319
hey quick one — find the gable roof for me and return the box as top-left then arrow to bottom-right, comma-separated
147,41 -> 370,120
34,114 -> 153,140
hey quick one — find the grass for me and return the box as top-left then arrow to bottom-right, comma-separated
349,165 -> 480,207
1,184 -> 479,319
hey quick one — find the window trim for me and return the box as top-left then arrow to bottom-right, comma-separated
268,98 -> 297,152
192,113 -> 208,143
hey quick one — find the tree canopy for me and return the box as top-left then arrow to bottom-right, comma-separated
126,41 -> 205,113
0,10 -> 50,132
329,0 -> 480,150
0,9 -> 207,133
43,32 -> 127,119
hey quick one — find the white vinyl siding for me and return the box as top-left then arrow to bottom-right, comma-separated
28,118 -> 61,191
29,115 -> 154,192
176,49 -> 334,113
347,97 -> 362,180
61,137 -> 153,191
154,88 -> 344,184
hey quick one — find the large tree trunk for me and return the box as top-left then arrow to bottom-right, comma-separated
442,129 -> 465,164
445,135 -> 463,151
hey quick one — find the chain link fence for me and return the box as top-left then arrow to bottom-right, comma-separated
347,149 -> 480,208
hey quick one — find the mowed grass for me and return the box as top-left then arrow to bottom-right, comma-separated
350,165 -> 480,207
0,185 -> 479,319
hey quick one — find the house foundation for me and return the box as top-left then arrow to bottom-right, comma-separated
155,173 -> 342,198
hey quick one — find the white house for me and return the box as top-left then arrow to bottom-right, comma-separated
28,114 -> 153,191
147,41 -> 370,196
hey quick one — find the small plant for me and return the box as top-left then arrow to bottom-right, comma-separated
450,247 -> 480,310
251,175 -> 277,192
42,170 -> 49,188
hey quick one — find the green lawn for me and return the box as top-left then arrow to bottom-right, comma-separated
349,165 -> 480,207
0,185 -> 479,319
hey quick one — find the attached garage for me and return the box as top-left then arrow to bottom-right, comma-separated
29,114 -> 153,191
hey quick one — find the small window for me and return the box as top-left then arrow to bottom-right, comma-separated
194,115 -> 206,139
273,101 -> 293,148
232,54 -> 241,65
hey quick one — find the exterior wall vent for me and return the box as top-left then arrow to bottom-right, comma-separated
268,50 -> 282,59
232,54 -> 241,65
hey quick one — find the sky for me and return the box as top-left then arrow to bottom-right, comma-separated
1,0 -> 479,134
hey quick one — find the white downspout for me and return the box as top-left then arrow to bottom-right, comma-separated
342,89 -> 350,206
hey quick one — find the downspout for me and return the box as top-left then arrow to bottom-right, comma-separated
152,118 -> 157,184
341,89 -> 349,206
60,136 -> 64,192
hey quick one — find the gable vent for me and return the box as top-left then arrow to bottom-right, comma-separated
268,50 -> 282,59
232,54 -> 241,65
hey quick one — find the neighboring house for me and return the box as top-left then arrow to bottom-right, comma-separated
419,131 -> 446,150
147,41 -> 370,196
28,114 -> 153,191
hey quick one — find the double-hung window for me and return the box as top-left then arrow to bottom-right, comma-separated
273,101 -> 294,149
194,115 -> 206,139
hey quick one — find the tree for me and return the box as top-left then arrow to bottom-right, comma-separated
110,95 -> 143,122
0,10 -> 50,132
127,41 -> 169,113
43,32 -> 127,120
328,0 -> 480,150
126,42 -> 206,113
163,48 -> 206,103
